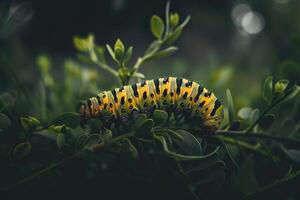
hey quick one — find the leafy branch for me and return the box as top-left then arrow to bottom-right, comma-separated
73,1 -> 190,85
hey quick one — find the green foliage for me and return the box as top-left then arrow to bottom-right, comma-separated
0,1 -> 300,200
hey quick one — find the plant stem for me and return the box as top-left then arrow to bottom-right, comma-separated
216,136 -> 269,157
95,60 -> 118,77
216,130 -> 300,146
246,88 -> 295,132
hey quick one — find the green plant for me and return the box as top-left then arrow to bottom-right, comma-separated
0,2 -> 300,200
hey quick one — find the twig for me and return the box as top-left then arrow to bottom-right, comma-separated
216,136 -> 269,157
216,130 -> 300,146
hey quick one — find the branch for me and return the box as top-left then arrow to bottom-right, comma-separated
216,130 -> 300,146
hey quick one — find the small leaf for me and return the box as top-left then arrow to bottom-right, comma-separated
132,72 -> 145,79
123,46 -> 133,65
21,116 -> 41,132
172,129 -> 202,155
0,113 -> 10,131
259,114 -> 275,129
262,76 -> 273,104
150,15 -> 165,39
13,142 -> 31,159
274,80 -> 289,93
56,133 -> 65,150
238,107 -> 253,120
250,108 -> 260,125
106,44 -> 116,61
135,119 -> 154,137
178,15 -> 191,29
114,38 -> 125,61
145,46 -> 178,62
48,125 -> 65,134
134,113 -> 147,128
73,35 -> 94,52
282,148 -> 300,164
226,89 -> 235,123
284,85 -> 300,102
163,27 -> 183,45
50,112 -> 80,128
153,109 -> 168,125
170,12 -> 180,27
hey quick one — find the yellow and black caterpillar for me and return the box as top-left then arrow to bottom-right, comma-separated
79,77 -> 223,131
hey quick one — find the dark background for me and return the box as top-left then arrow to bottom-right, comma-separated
1,0 -> 300,107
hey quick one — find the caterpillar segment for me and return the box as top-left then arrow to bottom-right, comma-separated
79,77 -> 223,131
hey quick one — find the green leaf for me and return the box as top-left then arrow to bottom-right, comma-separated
135,119 -> 154,137
154,132 -> 220,160
170,12 -> 180,27
21,116 -> 41,133
106,44 -> 116,61
281,146 -> 300,164
153,109 -> 168,125
114,38 -> 125,61
123,46 -> 133,65
13,142 -> 31,159
284,85 -> 300,102
50,112 -> 80,128
151,15 -> 165,39
145,46 -> 178,62
250,108 -> 260,125
48,125 -> 65,134
179,15 -> 191,29
163,27 -> 183,45
172,129 -> 202,155
132,72 -> 145,79
226,89 -> 235,123
56,133 -> 65,150
134,113 -> 148,128
262,76 -> 273,104
0,113 -> 10,131
73,35 -> 94,52
274,80 -> 289,93
258,114 -> 275,129
238,107 -> 253,120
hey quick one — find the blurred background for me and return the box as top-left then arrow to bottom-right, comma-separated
0,0 -> 300,117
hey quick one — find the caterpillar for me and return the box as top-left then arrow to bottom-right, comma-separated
79,77 -> 223,131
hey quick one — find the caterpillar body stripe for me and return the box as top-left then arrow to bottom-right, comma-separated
79,77 -> 223,131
